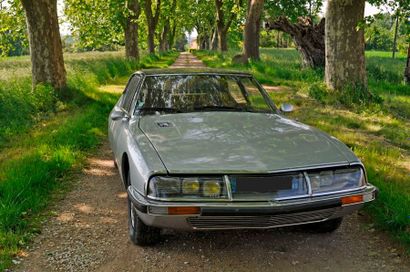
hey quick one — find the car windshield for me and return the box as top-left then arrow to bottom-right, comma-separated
134,75 -> 275,114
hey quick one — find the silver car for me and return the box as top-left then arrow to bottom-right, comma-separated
108,69 -> 377,246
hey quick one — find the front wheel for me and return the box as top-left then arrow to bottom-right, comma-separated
302,217 -> 343,233
127,198 -> 160,246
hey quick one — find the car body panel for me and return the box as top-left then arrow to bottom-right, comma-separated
138,111 -> 358,174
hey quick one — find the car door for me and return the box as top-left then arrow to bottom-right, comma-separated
109,74 -> 142,163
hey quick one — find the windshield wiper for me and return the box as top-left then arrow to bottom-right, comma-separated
139,107 -> 183,115
193,105 -> 246,112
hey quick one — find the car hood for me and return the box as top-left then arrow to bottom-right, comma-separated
137,112 -> 358,174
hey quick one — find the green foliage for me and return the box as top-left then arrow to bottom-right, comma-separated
0,51 -> 179,269
0,0 -> 28,56
265,0 -> 323,21
64,0 -> 126,51
365,13 -> 408,53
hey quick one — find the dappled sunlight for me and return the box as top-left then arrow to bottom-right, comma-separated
57,212 -> 75,223
262,85 -> 289,93
99,84 -> 125,94
99,217 -> 118,224
83,167 -> 116,176
83,158 -> 117,177
74,203 -> 94,214
88,158 -> 115,168
117,192 -> 128,199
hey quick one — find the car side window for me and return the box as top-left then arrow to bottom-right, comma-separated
121,75 -> 141,112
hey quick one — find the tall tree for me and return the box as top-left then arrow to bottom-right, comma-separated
158,0 -> 176,51
21,0 -> 66,89
266,17 -> 325,67
325,0 -> 367,91
243,0 -> 264,60
214,0 -> 241,51
144,0 -> 161,53
265,0 -> 325,68
125,0 -> 141,59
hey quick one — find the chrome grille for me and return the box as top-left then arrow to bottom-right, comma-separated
187,208 -> 337,230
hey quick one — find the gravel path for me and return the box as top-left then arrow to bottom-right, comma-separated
14,53 -> 410,272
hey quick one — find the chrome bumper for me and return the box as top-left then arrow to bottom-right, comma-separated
127,185 -> 377,230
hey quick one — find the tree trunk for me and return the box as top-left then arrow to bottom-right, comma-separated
168,21 -> 176,50
210,29 -> 219,50
125,0 -> 141,60
392,14 -> 399,59
325,0 -> 367,91
215,0 -> 235,52
159,22 -> 170,51
243,0 -> 264,60
266,17 -> 325,68
21,0 -> 66,90
217,28 -> 228,51
144,0 -> 161,54
405,43 -> 410,84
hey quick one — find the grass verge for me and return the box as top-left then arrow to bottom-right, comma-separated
193,49 -> 410,251
0,51 -> 179,269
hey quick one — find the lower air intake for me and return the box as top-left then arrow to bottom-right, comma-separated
187,208 -> 337,230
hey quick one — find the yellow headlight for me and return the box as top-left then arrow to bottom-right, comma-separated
182,178 -> 200,194
203,180 -> 221,197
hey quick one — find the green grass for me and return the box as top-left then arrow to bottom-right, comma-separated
0,50 -> 179,269
0,51 -> 179,147
194,48 -> 410,250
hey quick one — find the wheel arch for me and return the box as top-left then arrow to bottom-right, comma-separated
121,152 -> 130,188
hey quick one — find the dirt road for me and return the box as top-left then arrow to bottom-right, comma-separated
15,53 -> 409,272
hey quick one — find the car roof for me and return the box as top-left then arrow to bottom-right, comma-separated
136,68 -> 252,77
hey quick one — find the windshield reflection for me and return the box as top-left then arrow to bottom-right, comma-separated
134,75 -> 274,114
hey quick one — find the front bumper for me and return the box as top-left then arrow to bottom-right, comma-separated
127,185 -> 377,230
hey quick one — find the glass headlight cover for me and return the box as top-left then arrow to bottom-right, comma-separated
308,167 -> 365,194
148,176 -> 227,199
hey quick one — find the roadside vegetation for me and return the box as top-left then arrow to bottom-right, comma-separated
0,51 -> 179,269
194,48 -> 410,250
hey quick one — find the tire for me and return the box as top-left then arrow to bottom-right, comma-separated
302,217 -> 343,233
127,173 -> 160,246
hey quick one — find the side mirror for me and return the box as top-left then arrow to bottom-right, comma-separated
280,103 -> 294,113
111,110 -> 128,121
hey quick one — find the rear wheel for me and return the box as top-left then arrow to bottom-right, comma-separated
127,173 -> 160,246
302,217 -> 343,233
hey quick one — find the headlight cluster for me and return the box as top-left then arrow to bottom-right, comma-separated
308,167 -> 365,194
148,176 -> 227,199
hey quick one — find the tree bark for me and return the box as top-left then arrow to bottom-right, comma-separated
266,17 -> 325,68
21,0 -> 66,90
243,0 -> 264,60
144,0 -> 161,53
125,0 -> 141,60
325,0 -> 367,91
405,43 -> 410,84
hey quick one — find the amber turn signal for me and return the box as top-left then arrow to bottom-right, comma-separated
341,195 -> 364,205
168,207 -> 201,215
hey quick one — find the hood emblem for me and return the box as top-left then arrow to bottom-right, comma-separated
157,122 -> 173,128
